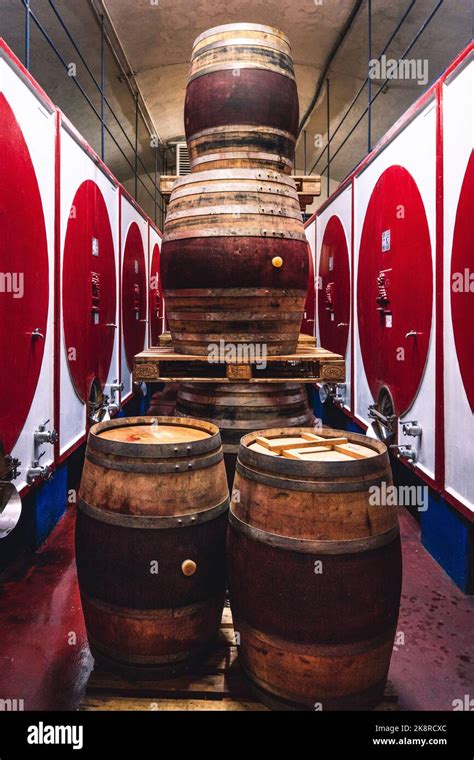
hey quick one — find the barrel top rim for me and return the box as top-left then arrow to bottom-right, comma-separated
192,23 -> 291,49
88,415 -> 222,458
169,168 -> 298,190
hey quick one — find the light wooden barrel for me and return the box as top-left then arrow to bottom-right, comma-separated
227,427 -> 402,710
185,24 -> 298,174
161,169 -> 308,355
76,416 -> 229,678
175,382 -> 314,489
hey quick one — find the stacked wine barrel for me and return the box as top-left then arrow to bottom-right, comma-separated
77,24 -> 402,711
76,416 -> 229,678
227,428 -> 402,710
161,23 -> 308,355
175,382 -> 314,489
159,22 -> 312,485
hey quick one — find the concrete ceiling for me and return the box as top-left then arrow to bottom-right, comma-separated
103,0 -> 355,144
1,0 -> 472,217
102,0 -> 472,204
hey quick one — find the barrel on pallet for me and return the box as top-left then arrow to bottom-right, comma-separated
175,382 -> 314,488
185,23 -> 298,174
227,427 -> 402,710
161,169 -> 308,355
147,383 -> 178,416
76,416 -> 229,678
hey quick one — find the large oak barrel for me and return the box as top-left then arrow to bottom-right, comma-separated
176,382 -> 314,489
161,169 -> 308,355
227,427 -> 402,710
76,416 -> 229,678
185,24 -> 298,174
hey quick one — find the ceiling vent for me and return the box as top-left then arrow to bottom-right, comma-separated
176,142 -> 191,175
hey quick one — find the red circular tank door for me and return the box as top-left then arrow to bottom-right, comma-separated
318,215 -> 350,356
451,151 -> 474,412
149,242 -> 163,346
63,180 -> 116,403
0,95 -> 49,452
122,222 -> 147,369
301,242 -> 315,336
357,165 -> 433,416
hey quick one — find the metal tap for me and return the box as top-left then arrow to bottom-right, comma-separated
390,444 -> 417,463
26,422 -> 57,485
26,465 -> 53,484
334,384 -> 346,406
108,381 -> 124,416
402,420 -> 422,438
34,421 -> 58,446
26,452 -> 53,484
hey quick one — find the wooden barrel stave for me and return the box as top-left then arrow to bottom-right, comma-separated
81,595 -> 224,669
227,427 -> 402,710
187,126 -> 295,175
76,416 -> 229,678
237,623 -> 395,710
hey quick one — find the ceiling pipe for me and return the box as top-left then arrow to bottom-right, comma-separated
88,0 -> 162,143
297,0 -> 365,137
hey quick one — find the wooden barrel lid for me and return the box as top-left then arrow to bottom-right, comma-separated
248,431 -> 379,462
98,423 -> 210,445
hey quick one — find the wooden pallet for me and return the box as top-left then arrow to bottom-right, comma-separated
80,607 -> 399,712
159,174 -> 321,211
133,340 -> 344,384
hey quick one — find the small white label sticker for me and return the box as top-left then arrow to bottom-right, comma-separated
382,230 -> 391,252
329,255 -> 334,272
134,259 -> 139,274
92,238 -> 99,256
385,313 -> 393,328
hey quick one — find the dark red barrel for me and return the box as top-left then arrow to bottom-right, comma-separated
185,24 -> 298,174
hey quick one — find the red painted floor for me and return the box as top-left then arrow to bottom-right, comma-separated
0,506 -> 472,711
0,507 -> 91,711
391,510 -> 474,711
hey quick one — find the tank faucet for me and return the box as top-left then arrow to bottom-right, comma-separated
390,444 -> 417,464
402,421 -> 422,438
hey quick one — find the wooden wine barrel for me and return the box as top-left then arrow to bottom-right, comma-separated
147,384 -> 178,416
176,382 -> 314,489
161,169 -> 308,355
185,24 -> 298,174
176,382 -> 313,445
227,427 -> 402,710
76,416 -> 229,678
